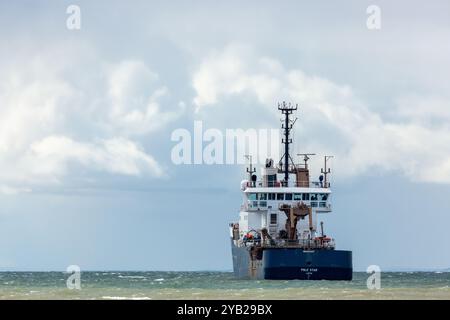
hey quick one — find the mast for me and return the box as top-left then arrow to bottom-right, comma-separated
278,102 -> 298,186
245,155 -> 256,187
321,155 -> 333,188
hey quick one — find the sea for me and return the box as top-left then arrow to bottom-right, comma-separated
0,271 -> 449,300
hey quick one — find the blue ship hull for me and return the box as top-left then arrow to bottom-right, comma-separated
231,241 -> 352,280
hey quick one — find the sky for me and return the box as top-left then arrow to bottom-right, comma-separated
1,0 -> 450,271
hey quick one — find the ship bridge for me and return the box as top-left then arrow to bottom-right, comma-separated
242,187 -> 332,213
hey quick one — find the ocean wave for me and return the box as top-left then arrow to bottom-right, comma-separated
102,296 -> 152,300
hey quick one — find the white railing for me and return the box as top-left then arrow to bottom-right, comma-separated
246,181 -> 330,188
242,200 -> 331,211
241,237 -> 336,250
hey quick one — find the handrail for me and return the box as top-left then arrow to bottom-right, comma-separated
242,201 -> 331,211
241,238 -> 336,250
246,181 -> 330,188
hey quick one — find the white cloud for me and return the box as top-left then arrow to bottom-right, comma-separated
393,95 -> 450,125
107,61 -> 180,135
192,45 -> 450,183
26,136 -> 164,178
192,45 -> 283,110
0,55 -> 175,194
0,185 -> 32,195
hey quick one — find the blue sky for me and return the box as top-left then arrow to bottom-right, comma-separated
1,0 -> 450,271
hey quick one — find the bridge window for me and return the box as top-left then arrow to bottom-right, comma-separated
285,193 -> 293,200
268,193 -> 276,200
293,193 -> 302,200
267,175 -> 276,187
248,200 -> 258,208
302,193 -> 310,201
259,201 -> 267,207
321,193 -> 328,201
270,213 -> 277,225
311,194 -> 319,201
277,193 -> 284,201
248,193 -> 257,200
258,193 -> 267,200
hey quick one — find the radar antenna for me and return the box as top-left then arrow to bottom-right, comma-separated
297,153 -> 316,169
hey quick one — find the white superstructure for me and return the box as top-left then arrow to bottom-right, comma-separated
230,102 -> 336,250
235,159 -> 335,248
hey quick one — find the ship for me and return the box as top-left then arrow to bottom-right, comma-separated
229,102 -> 352,280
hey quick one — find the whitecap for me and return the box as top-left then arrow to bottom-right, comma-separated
118,275 -> 146,279
102,296 -> 128,300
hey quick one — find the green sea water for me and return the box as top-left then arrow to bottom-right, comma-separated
0,271 -> 449,300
